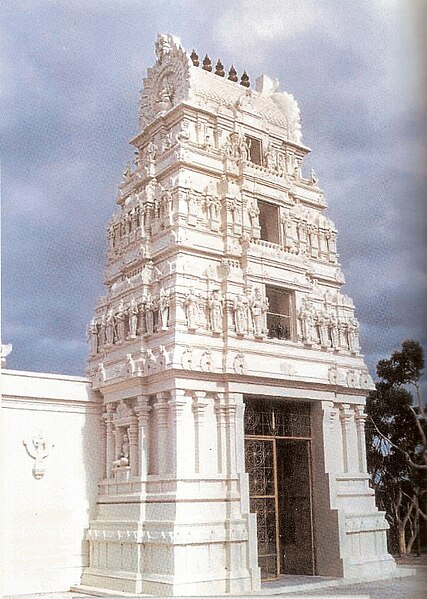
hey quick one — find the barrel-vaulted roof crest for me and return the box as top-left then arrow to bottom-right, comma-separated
139,34 -> 303,145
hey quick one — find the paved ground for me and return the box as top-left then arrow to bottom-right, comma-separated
6,557 -> 427,599
290,567 -> 426,599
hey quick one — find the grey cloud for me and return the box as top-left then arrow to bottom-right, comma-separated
1,1 -> 426,378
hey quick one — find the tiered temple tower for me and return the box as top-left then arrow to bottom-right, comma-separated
81,35 -> 395,595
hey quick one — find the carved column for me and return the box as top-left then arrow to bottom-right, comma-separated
224,393 -> 239,475
192,391 -> 209,474
354,405 -> 368,473
103,404 -> 115,478
153,392 -> 169,476
128,420 -> 139,477
214,393 -> 227,474
168,389 -> 189,476
321,400 -> 339,474
135,395 -> 150,480
339,403 -> 352,473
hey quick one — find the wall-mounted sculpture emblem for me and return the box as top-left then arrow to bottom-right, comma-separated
23,433 -> 54,479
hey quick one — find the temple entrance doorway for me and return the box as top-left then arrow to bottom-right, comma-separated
244,397 -> 315,580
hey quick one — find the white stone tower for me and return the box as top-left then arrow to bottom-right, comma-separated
81,34 -> 395,595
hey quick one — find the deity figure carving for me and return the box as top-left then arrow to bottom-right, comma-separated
238,134 -> 249,161
23,433 -> 54,479
87,317 -> 99,355
250,288 -> 269,338
159,345 -> 170,367
337,321 -> 347,350
159,288 -> 170,330
128,298 -> 139,339
112,429 -> 130,468
264,143 -> 276,170
316,311 -> 330,347
126,353 -> 136,376
298,299 -> 316,344
161,188 -> 173,225
200,350 -> 213,372
107,226 -> 115,252
326,230 -> 337,257
233,353 -> 246,375
144,294 -> 155,336
98,313 -> 106,349
186,189 -> 198,224
122,163 -> 132,179
161,130 -> 172,152
160,76 -> 175,110
155,33 -> 172,63
230,197 -> 242,226
224,134 -> 235,159
105,308 -> 116,345
233,294 -> 249,335
247,199 -> 260,233
207,289 -> 223,333
329,313 -> 340,350
184,288 -> 200,330
276,151 -> 286,176
115,300 -> 126,343
176,119 -> 190,143
346,318 -> 360,353
297,219 -> 307,254
310,169 -> 318,186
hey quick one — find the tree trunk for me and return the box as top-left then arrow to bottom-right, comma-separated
398,523 -> 407,555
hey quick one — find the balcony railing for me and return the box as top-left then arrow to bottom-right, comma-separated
267,312 -> 291,340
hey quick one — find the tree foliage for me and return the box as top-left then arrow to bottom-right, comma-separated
366,340 -> 426,555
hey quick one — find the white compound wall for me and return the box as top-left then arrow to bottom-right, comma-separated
1,369 -> 103,596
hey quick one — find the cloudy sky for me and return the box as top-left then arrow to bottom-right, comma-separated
1,0 -> 426,382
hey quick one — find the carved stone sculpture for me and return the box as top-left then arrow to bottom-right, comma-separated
247,199 -> 260,234
329,313 -> 340,350
144,294 -> 155,336
112,428 -> 130,468
87,317 -> 99,355
250,288 -> 269,338
159,288 -> 170,330
23,433 -> 54,479
233,294 -> 249,335
184,288 -> 200,330
105,308 -> 116,345
128,297 -> 138,339
299,299 -> 315,344
207,289 -> 223,333
115,300 -> 126,344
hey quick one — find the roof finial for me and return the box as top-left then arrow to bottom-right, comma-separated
202,54 -> 212,72
190,49 -> 199,66
214,59 -> 225,77
228,65 -> 238,82
240,71 -> 250,88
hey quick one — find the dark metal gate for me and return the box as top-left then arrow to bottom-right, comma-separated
244,398 -> 314,580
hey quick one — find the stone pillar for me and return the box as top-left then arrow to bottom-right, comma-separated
135,395 -> 150,480
103,404 -> 114,479
192,391 -> 209,474
354,405 -> 368,473
321,400 -> 340,474
214,393 -> 227,474
153,392 -> 169,476
128,420 -> 139,477
225,393 -> 239,475
339,403 -> 352,473
168,389 -> 190,476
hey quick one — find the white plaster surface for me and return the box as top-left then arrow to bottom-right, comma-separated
1,369 -> 104,596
